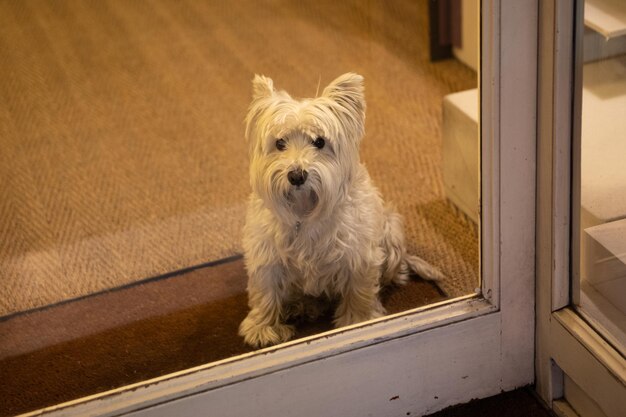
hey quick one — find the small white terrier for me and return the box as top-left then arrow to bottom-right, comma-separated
239,73 -> 442,347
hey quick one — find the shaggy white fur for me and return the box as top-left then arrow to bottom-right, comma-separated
239,73 -> 443,348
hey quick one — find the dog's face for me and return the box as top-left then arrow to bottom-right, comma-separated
245,73 -> 366,223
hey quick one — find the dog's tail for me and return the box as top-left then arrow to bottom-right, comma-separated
381,204 -> 445,286
403,254 -> 445,282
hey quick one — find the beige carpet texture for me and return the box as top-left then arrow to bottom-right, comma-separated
0,0 -> 478,317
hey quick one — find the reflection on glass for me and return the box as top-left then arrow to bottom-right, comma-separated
578,0 -> 626,356
0,0 -> 479,414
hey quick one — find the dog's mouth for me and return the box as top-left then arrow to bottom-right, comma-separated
286,187 -> 319,216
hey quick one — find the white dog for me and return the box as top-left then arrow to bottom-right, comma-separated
239,73 -> 442,348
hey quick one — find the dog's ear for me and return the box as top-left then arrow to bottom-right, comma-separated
252,74 -> 275,100
322,72 -> 365,116
321,73 -> 366,141
246,75 -> 276,145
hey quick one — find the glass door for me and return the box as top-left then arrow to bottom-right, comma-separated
574,0 -> 626,358
0,1 -> 541,416
0,2 -> 481,412
536,1 -> 626,416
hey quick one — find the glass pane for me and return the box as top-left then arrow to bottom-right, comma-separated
0,0 -> 480,413
577,0 -> 626,356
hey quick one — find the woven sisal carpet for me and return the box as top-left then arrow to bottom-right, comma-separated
0,0 -> 478,317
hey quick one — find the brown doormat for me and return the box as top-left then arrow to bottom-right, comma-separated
0,257 -> 445,417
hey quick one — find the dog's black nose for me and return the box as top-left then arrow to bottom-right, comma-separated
287,169 -> 308,186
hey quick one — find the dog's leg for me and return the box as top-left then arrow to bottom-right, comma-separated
333,266 -> 386,328
239,264 -> 295,348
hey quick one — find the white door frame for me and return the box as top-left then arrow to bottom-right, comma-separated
21,2 -> 539,416
535,1 -> 626,416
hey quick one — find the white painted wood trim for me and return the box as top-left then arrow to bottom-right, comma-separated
554,399 -> 584,417
563,375 -> 610,417
19,295 -> 489,417
571,0 -> 585,308
125,313 -> 507,417
536,0 -> 575,404
552,0 -> 575,312
479,0 -> 500,307
22,302 -> 501,417
551,309 -> 626,417
554,309 -> 626,385
496,0 -> 537,390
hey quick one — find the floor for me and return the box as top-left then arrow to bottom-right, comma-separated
427,387 -> 555,417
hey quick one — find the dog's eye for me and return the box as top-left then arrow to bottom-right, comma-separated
313,137 -> 325,149
275,138 -> 287,151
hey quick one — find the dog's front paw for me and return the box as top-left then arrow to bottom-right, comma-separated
239,315 -> 295,348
